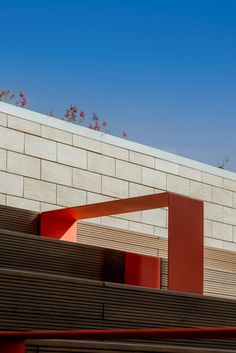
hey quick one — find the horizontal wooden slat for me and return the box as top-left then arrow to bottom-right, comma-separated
1,268 -> 236,350
0,229 -> 125,283
0,204 -> 39,235
25,340 -> 236,353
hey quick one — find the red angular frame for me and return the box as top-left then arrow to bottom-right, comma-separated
40,192 -> 204,294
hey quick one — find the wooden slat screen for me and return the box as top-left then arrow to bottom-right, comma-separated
0,229 -> 124,283
0,205 -> 39,235
1,268 -> 236,350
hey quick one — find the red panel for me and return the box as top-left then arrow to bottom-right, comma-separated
168,193 -> 204,294
125,252 -> 161,289
0,340 -> 25,353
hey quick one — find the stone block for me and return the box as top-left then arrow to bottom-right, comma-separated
142,167 -> 166,189
223,178 -> 236,192
167,174 -> 189,196
25,135 -> 56,161
142,208 -> 167,227
87,192 -> 114,204
101,216 -> 129,230
6,195 -> 40,212
85,218 -> 102,225
8,115 -> 41,135
233,227 -> 236,242
57,143 -> 87,169
204,202 -> 223,222
223,207 -> 236,226
24,178 -> 56,203
0,171 -> 23,196
205,237 -> 223,249
212,187 -> 232,207
190,180 -> 212,201
179,166 -> 201,181
0,149 -> 6,171
41,160 -> 72,186
116,160 -> 142,183
114,211 -> 142,222
204,219 -> 212,237
129,183 -> 154,197
222,241 -> 236,252
57,185 -> 86,207
212,221 -> 233,241
0,194 -> 6,205
202,172 -> 223,187
40,203 -> 62,212
0,126 -> 24,153
130,151 -> 154,168
73,134 -> 101,153
128,221 -> 155,236
233,193 -> 236,208
8,151 -> 40,178
73,168 -> 101,193
0,112 -> 7,127
102,176 -> 128,198
155,159 -> 179,174
102,143 -> 128,160
42,125 -> 72,144
88,152 -> 115,176
154,226 -> 168,237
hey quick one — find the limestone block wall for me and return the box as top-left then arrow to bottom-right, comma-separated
0,101 -> 236,251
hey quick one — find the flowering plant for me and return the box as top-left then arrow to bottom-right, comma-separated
0,89 -> 27,108
62,104 -> 127,137
0,88 -> 127,138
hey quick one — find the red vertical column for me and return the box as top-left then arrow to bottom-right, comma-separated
125,252 -> 161,289
0,340 -> 25,353
168,193 -> 204,294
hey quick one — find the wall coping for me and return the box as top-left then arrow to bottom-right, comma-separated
1,101 -> 236,181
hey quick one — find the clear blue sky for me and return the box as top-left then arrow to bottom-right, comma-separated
1,1 -> 236,170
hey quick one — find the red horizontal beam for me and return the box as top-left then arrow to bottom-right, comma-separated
1,327 -> 236,341
41,192 -> 169,221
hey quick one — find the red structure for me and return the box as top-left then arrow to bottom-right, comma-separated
2,326 -> 236,353
125,252 -> 161,288
40,192 -> 204,294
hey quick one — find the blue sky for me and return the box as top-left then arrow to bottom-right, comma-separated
1,0 -> 236,170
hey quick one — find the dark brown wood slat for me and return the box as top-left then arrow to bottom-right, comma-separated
0,230 -> 125,282
25,340 -> 236,353
0,205 -> 39,234
1,269 -> 236,350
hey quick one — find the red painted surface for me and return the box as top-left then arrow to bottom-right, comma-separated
125,252 -> 161,289
40,193 -> 169,241
1,327 -> 236,342
40,192 -> 204,294
0,340 -> 25,353
168,193 -> 204,294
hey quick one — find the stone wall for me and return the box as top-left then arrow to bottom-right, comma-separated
0,101 -> 236,251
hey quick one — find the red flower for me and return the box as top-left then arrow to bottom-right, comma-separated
88,123 -> 93,129
21,97 -> 27,107
80,110 -> 85,118
92,112 -> 99,121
